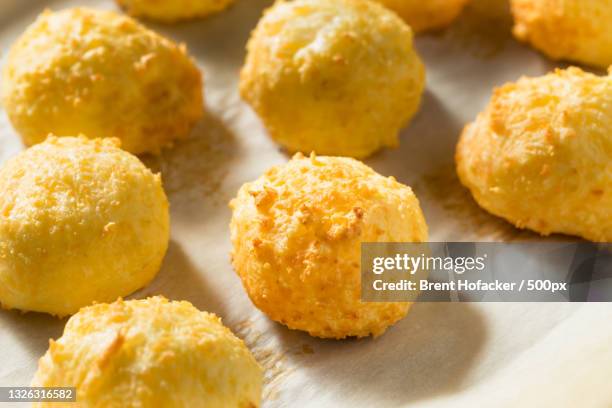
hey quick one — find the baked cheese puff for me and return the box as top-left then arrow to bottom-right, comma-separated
0,137 -> 169,316
32,297 -> 263,408
511,0 -> 612,68
1,8 -> 203,154
240,0 -> 425,159
230,153 -> 428,339
374,0 -> 469,32
116,0 -> 235,23
456,67 -> 612,242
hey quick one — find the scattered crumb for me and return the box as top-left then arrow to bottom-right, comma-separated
141,112 -> 236,210
301,344 -> 314,355
233,320 -> 295,403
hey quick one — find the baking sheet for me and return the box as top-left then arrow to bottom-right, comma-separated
0,0 -> 611,407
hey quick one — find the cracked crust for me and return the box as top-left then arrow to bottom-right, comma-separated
32,297 -> 263,407
0,136 -> 169,315
456,67 -> 612,242
239,0 -> 425,158
511,0 -> 612,68
230,153 -> 428,339
1,8 -> 203,154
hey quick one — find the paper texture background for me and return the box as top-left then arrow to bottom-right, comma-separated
0,1 -> 610,407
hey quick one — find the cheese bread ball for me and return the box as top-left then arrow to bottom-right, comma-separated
240,0 -> 425,159
230,153 -> 428,339
456,67 -> 612,242
374,0 -> 469,32
116,0 -> 235,23
32,297 -> 262,408
0,137 -> 169,316
1,8 -> 203,154
511,0 -> 612,68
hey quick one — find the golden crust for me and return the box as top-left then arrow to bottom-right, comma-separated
456,67 -> 612,242
239,0 -> 425,159
230,153 -> 428,339
374,0 -> 469,32
0,136 -> 170,315
32,297 -> 263,408
511,0 -> 612,68
1,8 -> 203,154
116,0 -> 235,23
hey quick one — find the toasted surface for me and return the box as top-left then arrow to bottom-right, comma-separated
0,136 -> 169,315
116,0 -> 235,23
456,67 -> 612,242
375,0 -> 469,32
240,0 -> 425,159
32,297 -> 263,408
511,0 -> 612,68
230,153 -> 428,339
1,8 -> 203,154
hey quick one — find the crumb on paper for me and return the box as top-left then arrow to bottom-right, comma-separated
233,319 -> 295,402
301,344 -> 314,355
141,112 -> 235,209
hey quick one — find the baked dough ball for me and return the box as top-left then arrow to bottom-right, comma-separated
240,0 -> 425,159
1,8 -> 203,154
0,137 -> 169,316
374,0 -> 469,32
456,67 -> 612,242
511,0 -> 612,68
32,297 -> 262,408
116,0 -> 235,23
230,153 -> 428,339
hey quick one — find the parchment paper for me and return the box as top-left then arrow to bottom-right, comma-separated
1,1 -> 611,407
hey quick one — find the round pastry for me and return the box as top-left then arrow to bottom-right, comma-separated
456,67 -> 612,242
240,0 -> 425,159
116,0 -> 235,23
511,0 -> 612,68
1,7 -> 203,154
374,0 -> 469,32
230,153 -> 428,339
0,136 -> 169,316
32,297 -> 262,408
